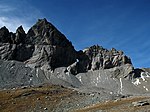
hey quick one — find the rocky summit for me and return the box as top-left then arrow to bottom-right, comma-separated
0,18 -> 150,112
0,19 -> 76,71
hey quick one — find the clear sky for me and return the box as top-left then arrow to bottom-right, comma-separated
0,0 -> 150,68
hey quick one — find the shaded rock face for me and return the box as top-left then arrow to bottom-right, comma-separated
0,26 -> 33,61
0,26 -> 26,44
76,45 -> 132,73
0,43 -> 16,60
0,18 -> 77,71
15,26 -> 26,44
0,26 -> 10,43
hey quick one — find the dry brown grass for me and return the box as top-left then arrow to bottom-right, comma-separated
1,85 -> 150,112
75,96 -> 150,112
0,84 -> 75,112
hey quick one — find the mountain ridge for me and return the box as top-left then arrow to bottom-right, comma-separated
0,18 -> 150,97
0,18 -> 132,72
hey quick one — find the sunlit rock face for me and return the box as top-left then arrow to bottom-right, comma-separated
76,45 -> 132,73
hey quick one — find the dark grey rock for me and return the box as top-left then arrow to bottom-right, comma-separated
0,43 -> 16,60
14,26 -> 26,44
24,18 -> 77,71
26,18 -> 73,47
0,26 -> 26,44
0,26 -> 10,43
0,19 -> 77,71
15,44 -> 34,61
0,43 -> 34,61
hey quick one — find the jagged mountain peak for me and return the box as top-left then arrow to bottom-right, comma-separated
16,25 -> 25,32
0,26 -> 9,31
0,26 -> 10,43
0,18 -> 74,48
0,18 -> 77,70
15,25 -> 26,44
36,18 -> 52,26
0,18 -> 132,72
31,18 -> 53,31
26,18 -> 72,47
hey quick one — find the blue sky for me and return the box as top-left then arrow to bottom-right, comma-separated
0,0 -> 150,68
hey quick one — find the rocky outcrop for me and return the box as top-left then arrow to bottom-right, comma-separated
72,45 -> 132,74
25,19 -> 77,71
0,26 -> 26,44
84,45 -> 132,69
0,25 -> 31,61
26,19 -> 73,47
0,18 -> 77,71
0,43 -> 16,60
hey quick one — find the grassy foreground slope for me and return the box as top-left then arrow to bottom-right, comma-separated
0,84 -> 150,112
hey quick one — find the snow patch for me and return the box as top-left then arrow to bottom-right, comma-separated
141,72 -> 150,82
146,88 -> 149,91
133,78 -> 141,86
36,68 -> 39,78
143,86 -> 149,91
120,78 -> 123,94
132,72 -> 150,86
78,76 -> 82,82
96,77 -> 99,81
